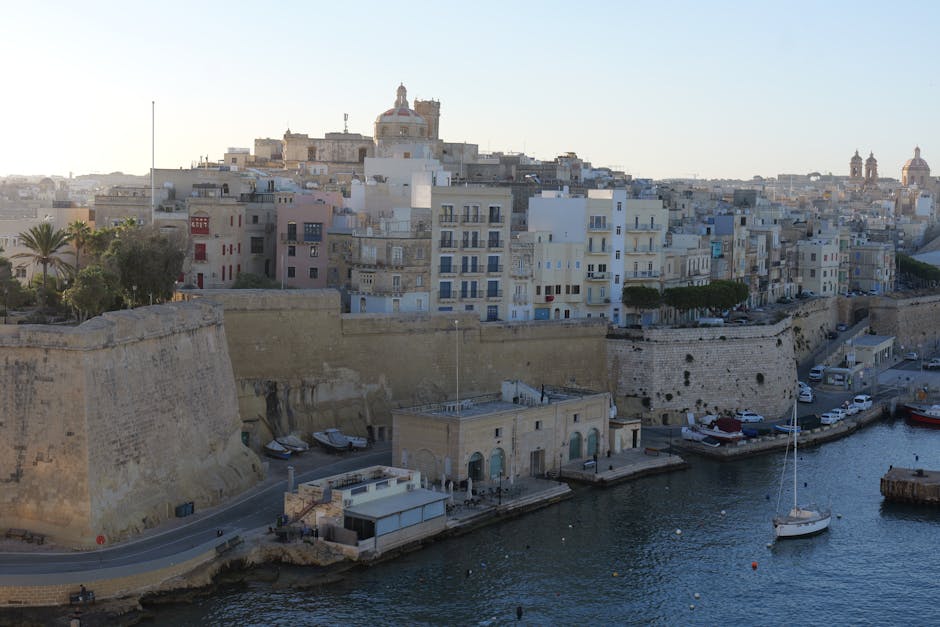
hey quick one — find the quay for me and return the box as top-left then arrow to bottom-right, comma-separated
880,466 -> 940,505
559,447 -> 688,485
672,403 -> 889,460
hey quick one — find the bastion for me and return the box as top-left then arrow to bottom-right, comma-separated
0,301 -> 262,548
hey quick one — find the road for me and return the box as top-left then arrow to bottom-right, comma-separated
0,447 -> 392,575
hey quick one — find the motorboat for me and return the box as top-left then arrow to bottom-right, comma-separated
773,403 -> 831,539
276,434 -> 310,453
696,415 -> 745,443
263,440 -> 292,460
313,428 -> 369,452
906,404 -> 940,427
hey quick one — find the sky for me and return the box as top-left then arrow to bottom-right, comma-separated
2,0 -> 939,181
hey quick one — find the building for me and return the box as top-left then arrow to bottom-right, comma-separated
429,186 -> 512,321
284,466 -> 448,557
796,238 -> 840,296
847,241 -> 894,294
275,192 -> 336,288
901,147 -> 930,187
392,380 -> 613,486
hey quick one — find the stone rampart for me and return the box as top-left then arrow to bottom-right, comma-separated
870,293 -> 940,355
789,297 -> 840,363
608,319 -> 797,425
0,302 -> 261,547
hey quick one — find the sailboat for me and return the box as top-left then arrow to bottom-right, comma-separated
773,403 -> 831,539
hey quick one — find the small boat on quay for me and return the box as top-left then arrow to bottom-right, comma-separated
276,434 -> 310,453
313,428 -> 369,452
264,440 -> 292,460
905,404 -> 940,427
696,415 -> 745,443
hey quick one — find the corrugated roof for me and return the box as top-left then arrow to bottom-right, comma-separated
344,489 -> 449,521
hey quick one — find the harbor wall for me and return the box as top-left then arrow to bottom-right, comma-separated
0,302 -> 261,547
870,293 -> 940,356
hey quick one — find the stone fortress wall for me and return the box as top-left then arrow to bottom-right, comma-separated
870,292 -> 940,357
0,301 -> 261,547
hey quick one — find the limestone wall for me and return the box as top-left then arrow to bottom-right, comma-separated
788,298 -> 840,363
608,320 -> 797,426
870,293 -> 940,355
0,302 -> 261,547
187,290 -> 610,444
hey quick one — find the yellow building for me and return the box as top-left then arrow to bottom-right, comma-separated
392,380 -> 612,486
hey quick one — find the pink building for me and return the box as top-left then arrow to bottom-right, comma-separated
276,192 -> 338,288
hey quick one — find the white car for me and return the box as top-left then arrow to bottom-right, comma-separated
852,395 -> 873,411
808,365 -> 826,382
798,388 -> 814,403
904,352 -> 918,360
820,411 -> 840,425
734,410 -> 765,423
844,403 -> 861,416
798,381 -> 811,391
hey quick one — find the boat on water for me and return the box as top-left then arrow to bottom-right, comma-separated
313,428 -> 369,452
276,434 -> 310,453
774,423 -> 801,434
773,403 -> 831,539
905,404 -> 940,427
263,440 -> 292,460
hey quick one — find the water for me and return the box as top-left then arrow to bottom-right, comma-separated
149,419 -> 940,626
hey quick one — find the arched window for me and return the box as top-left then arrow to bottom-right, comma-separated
569,432 -> 583,460
489,448 -> 505,480
587,428 -> 600,458
359,297 -> 366,312
467,452 -> 484,482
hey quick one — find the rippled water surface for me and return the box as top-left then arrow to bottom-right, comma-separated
149,419 -> 940,626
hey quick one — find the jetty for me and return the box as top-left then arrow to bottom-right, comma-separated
880,467 -> 940,505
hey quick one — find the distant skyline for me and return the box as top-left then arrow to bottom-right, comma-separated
2,1 -> 938,181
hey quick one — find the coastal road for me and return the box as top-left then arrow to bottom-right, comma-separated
0,448 -> 392,575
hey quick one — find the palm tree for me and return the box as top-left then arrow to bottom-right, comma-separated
12,222 -> 73,300
66,220 -> 92,271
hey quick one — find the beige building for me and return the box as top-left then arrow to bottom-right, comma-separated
392,380 -> 612,486
796,238 -> 840,296
430,186 -> 512,321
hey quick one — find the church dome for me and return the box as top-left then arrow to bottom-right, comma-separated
902,146 -> 930,186
374,84 -> 428,140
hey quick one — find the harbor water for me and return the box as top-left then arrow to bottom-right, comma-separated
148,418 -> 940,625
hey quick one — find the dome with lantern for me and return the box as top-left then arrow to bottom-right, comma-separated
902,146 -> 930,187
374,84 -> 428,141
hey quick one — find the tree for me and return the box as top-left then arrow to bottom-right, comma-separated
11,222 -> 73,302
621,286 -> 661,309
63,265 -> 119,322
66,220 -> 92,271
105,227 -> 185,307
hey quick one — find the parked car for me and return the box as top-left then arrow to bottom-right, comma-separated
923,359 -> 940,370
734,410 -> 765,423
837,323 -> 848,332
851,394 -> 873,411
820,408 -> 847,424
808,365 -> 826,382
844,402 -> 861,416
798,381 -> 811,392
904,351 -> 919,360
802,290 -> 816,298
798,388 -> 814,403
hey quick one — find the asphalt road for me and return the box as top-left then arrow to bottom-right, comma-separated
0,448 -> 392,575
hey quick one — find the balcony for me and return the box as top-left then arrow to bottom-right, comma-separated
485,290 -> 503,300
623,246 -> 660,254
439,239 -> 457,250
586,272 -> 609,281
586,247 -> 609,255
486,239 -> 504,250
586,296 -> 610,306
512,294 -> 529,305
459,291 -> 482,300
439,213 -> 458,225
461,214 -> 485,224
544,294 -> 555,303
438,265 -> 456,276
625,223 -> 663,232
487,214 -> 504,224
624,271 -> 661,279
485,264 -> 503,275
510,266 -> 531,278
461,265 -> 483,275
588,222 -> 610,232
438,291 -> 456,303
461,241 -> 485,250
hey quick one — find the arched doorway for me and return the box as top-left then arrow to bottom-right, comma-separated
467,452 -> 484,482
569,432 -> 583,460
359,297 -> 367,312
489,448 -> 505,480
587,428 -> 599,458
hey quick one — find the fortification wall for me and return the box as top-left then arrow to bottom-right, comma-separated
189,290 -> 610,443
0,302 -> 261,547
789,297 -> 840,364
870,293 -> 940,355
608,319 -> 797,426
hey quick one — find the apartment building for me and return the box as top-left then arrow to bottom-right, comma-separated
276,192 -> 336,288
430,186 -> 512,321
796,238 -> 840,296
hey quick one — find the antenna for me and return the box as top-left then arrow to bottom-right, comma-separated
344,113 -> 348,134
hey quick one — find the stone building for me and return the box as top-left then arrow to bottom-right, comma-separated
392,380 -> 612,486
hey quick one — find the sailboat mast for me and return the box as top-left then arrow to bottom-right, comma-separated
792,402 -> 798,510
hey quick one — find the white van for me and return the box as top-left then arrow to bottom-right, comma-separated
851,395 -> 873,411
808,365 -> 826,382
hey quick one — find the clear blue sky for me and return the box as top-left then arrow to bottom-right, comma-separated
3,0 -> 938,180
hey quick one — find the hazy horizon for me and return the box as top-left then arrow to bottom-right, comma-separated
3,0 -> 937,181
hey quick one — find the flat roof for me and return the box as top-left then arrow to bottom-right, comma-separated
344,489 -> 449,521
852,335 -> 894,347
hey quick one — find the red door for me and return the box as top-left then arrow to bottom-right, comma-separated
197,273 -> 204,289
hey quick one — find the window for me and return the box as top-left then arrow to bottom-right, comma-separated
494,428 -> 503,438
439,282 -> 452,298
572,285 -> 580,294
287,222 -> 297,241
487,280 -> 499,297
252,214 -> 259,224
535,420 -> 542,430
303,222 -> 322,242
811,253 -> 817,261
617,201 -> 622,211
194,243 -> 207,262
615,274 -> 620,284
392,246 -> 403,265
287,266 -> 295,278
190,216 -> 209,235
573,413 -> 580,423
536,285 -> 541,295
309,245 -> 319,257
616,250 -> 621,260
416,276 -> 423,287
392,275 -> 401,291
309,267 -> 318,279
440,257 -> 453,273
288,245 -> 296,257
616,226 -> 621,235
250,237 -> 263,254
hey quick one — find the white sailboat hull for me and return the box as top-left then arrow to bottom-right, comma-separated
773,509 -> 831,538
